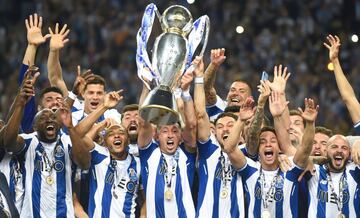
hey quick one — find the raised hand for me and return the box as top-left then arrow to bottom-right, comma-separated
49,23 -> 70,52
18,68 -> 40,106
103,90 -> 124,109
298,98 -> 319,123
239,96 -> 256,121
57,100 -> 72,128
323,34 -> 341,62
269,91 -> 289,117
25,13 -> 51,46
257,80 -> 271,107
192,56 -> 204,78
72,65 -> 94,96
269,65 -> 291,94
210,48 -> 226,67
180,69 -> 194,91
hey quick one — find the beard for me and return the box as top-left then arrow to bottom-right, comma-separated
37,130 -> 58,143
328,156 -> 349,173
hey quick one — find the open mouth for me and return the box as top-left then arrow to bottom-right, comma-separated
222,134 -> 229,141
230,98 -> 240,103
313,151 -> 322,156
167,140 -> 174,147
334,155 -> 343,165
45,124 -> 57,136
90,102 -> 99,107
264,150 -> 274,158
113,140 -> 122,146
128,124 -> 138,132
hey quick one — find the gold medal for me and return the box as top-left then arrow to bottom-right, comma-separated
220,189 -> 228,199
164,189 -> 173,200
261,209 -> 271,218
338,214 -> 345,218
46,176 -> 54,185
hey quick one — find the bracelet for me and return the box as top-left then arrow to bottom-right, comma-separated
174,88 -> 182,99
181,90 -> 192,102
194,77 -> 204,84
67,91 -> 77,100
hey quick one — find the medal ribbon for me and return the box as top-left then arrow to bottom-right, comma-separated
259,167 -> 281,210
219,151 -> 232,188
161,149 -> 180,189
111,154 -> 138,193
326,166 -> 347,213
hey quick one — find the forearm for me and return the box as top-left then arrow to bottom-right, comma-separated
47,50 -> 68,96
194,81 -> 211,141
332,58 -> 360,123
273,116 -> 296,156
204,63 -> 218,105
182,98 -> 197,150
139,83 -> 150,106
246,106 -> 264,156
294,120 -> 315,168
137,119 -> 154,148
69,126 -> 91,169
224,119 -> 244,152
75,105 -> 107,137
22,44 -> 37,66
3,105 -> 23,148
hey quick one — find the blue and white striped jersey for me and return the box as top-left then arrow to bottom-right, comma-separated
196,134 -> 245,218
239,158 -> 303,218
206,95 -> 227,121
88,144 -> 141,218
139,140 -> 196,218
307,163 -> 360,218
0,151 -> 24,212
18,132 -> 74,218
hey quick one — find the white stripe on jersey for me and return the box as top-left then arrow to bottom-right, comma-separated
88,144 -> 141,218
196,134 -> 245,218
139,140 -> 196,218
239,157 -> 303,218
206,95 -> 227,121
71,108 -> 121,126
18,132 -> 74,218
307,163 -> 360,218
0,153 -> 24,212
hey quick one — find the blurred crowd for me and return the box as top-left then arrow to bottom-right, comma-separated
0,0 -> 359,134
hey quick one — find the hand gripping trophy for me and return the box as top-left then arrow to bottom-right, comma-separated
136,3 -> 209,125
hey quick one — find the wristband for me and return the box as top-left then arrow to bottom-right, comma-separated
181,90 -> 192,102
67,91 -> 77,100
174,88 -> 182,99
194,76 -> 204,84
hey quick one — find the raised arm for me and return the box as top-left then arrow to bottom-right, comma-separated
324,35 -> 360,124
193,56 -> 211,142
222,113 -> 246,169
180,69 -> 197,152
1,71 -> 39,152
47,23 -> 70,96
269,91 -> 296,156
75,91 -> 123,137
204,48 -> 226,105
58,100 -> 91,169
293,98 -> 318,168
246,80 -> 270,156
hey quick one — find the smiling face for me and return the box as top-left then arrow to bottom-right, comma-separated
157,124 -> 182,155
83,84 -> 105,114
104,125 -> 129,157
121,110 -> 139,143
326,135 -> 350,173
33,109 -> 62,143
311,132 -> 329,156
39,91 -> 63,112
226,81 -> 251,107
215,116 -> 236,147
289,115 -> 304,147
259,130 -> 280,170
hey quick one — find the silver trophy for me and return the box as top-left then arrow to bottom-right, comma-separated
138,5 -> 209,126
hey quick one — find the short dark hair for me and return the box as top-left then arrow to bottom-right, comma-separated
39,87 -> 63,101
232,79 -> 252,94
289,109 -> 302,117
214,112 -> 238,126
260,126 -> 276,136
224,106 -> 240,113
121,104 -> 139,121
315,126 -> 333,137
84,75 -> 106,91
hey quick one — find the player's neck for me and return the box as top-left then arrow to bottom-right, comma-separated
111,151 -> 128,160
261,161 -> 279,171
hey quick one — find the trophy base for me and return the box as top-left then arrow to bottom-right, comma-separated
140,86 -> 179,126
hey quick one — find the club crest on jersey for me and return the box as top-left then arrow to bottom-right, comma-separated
275,176 -> 284,189
126,181 -> 136,193
128,168 -> 137,181
274,190 -> 283,202
54,146 -> 65,157
54,160 -> 65,172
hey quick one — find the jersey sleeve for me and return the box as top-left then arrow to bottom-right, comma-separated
284,158 -> 304,182
206,95 -> 226,121
197,134 -> 218,160
138,139 -> 158,163
237,157 -> 260,181
90,143 -> 109,165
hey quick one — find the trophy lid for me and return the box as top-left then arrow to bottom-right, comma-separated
161,5 -> 193,36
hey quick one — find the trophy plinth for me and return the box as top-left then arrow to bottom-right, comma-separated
139,85 -> 179,126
